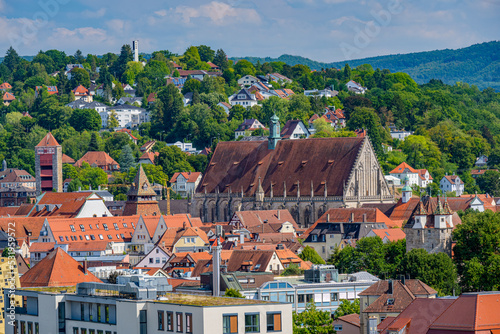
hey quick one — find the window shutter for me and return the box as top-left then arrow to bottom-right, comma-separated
230,315 -> 238,333
274,313 -> 282,331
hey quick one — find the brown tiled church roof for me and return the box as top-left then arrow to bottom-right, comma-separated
198,137 -> 365,197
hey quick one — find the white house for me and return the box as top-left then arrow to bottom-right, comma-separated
167,141 -> 199,154
234,119 -> 267,138
217,102 -> 232,115
102,104 -> 149,129
440,175 -> 465,196
170,172 -> 202,198
229,88 -> 258,107
135,244 -> 172,268
476,155 -> 488,167
238,75 -> 259,86
346,80 -> 367,94
280,120 -> 310,139
389,162 -> 432,188
304,88 -> 338,98
389,126 -> 413,141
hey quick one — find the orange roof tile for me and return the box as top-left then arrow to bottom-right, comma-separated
72,85 -> 89,96
3,91 -> 15,101
28,192 -> 96,218
370,228 -> 406,242
74,151 -> 120,169
36,132 -> 60,147
389,162 -> 418,174
170,172 -> 202,183
20,247 -> 102,287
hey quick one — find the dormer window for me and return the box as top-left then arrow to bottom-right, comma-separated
238,94 -> 246,99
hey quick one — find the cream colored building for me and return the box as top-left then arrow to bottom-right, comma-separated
0,257 -> 22,334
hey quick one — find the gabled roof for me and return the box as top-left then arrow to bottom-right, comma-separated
28,192 -> 98,218
174,226 -> 209,244
337,314 -> 361,327
235,119 -> 265,132
74,151 -> 119,169
370,228 -> 406,242
310,207 -> 397,230
199,137 -> 366,197
390,162 -> 418,174
72,85 -> 89,96
428,292 -> 500,332
170,172 -> 201,184
3,91 -> 15,101
280,120 -> 308,139
441,175 -> 464,185
0,82 -> 12,90
226,250 -> 275,272
232,210 -> 299,230
378,298 -> 454,334
20,247 -> 102,287
0,168 -> 35,183
139,151 -> 159,163
62,154 -> 75,164
116,128 -> 138,140
36,132 -> 60,147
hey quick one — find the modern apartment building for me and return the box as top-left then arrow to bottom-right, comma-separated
6,278 -> 291,334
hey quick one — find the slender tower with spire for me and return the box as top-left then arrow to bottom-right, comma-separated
123,165 -> 161,216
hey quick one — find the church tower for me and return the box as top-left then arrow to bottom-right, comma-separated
268,114 -> 281,149
123,165 -> 161,216
35,132 -> 62,195
401,177 -> 412,203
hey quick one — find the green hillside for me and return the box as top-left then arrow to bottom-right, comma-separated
232,41 -> 500,90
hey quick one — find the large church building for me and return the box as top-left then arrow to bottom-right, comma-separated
191,116 -> 394,227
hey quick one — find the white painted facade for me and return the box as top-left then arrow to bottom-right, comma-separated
76,194 -> 113,218
238,75 -> 259,86
136,245 -> 171,268
440,175 -> 464,196
100,104 -> 150,129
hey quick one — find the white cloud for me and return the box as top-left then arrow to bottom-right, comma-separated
82,8 -> 106,19
154,9 -> 167,17
172,1 -> 261,25
106,19 -> 125,33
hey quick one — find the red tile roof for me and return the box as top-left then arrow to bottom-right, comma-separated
379,299 -> 454,334
75,151 -> 120,170
72,85 -> 89,96
139,151 -> 159,163
20,247 -> 102,287
36,132 -> 60,147
116,128 -> 138,140
338,313 -> 360,327
429,292 -> 500,332
370,228 -> 406,242
3,91 -> 15,101
390,162 -> 418,174
170,172 -> 201,183
28,192 -> 96,218
0,82 -> 12,90
62,154 -> 75,164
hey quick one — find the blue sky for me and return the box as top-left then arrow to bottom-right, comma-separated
0,0 -> 498,62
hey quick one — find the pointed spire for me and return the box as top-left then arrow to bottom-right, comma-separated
270,182 -> 273,199
415,198 -> 427,215
443,196 -> 453,215
311,180 -> 314,197
297,180 -> 300,198
283,181 -> 287,198
434,195 -> 445,215
324,181 -> 328,197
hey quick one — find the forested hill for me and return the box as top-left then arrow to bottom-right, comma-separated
232,41 -> 500,90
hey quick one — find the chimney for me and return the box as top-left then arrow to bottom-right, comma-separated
327,214 -> 330,222
400,274 -> 405,285
82,260 -> 88,275
362,213 -> 367,223
240,233 -> 244,245
277,210 -> 280,220
387,279 -> 393,295
350,212 -> 354,222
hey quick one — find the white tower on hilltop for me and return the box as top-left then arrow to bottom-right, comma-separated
132,40 -> 139,62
